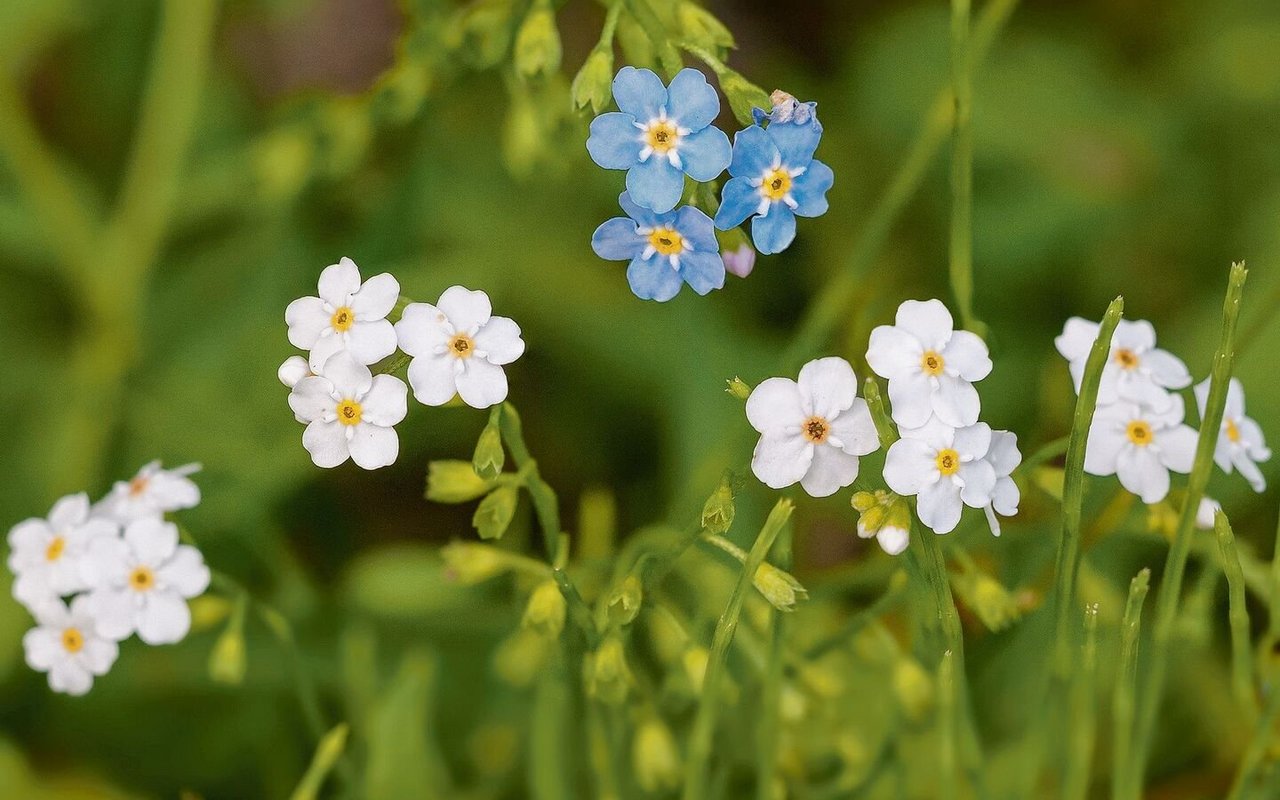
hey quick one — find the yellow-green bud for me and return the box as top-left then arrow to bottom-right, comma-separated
427,460 -> 494,503
632,717 -> 682,792
473,484 -> 519,540
720,69 -> 771,126
584,635 -> 632,705
502,89 -> 542,179
954,571 -> 1021,633
571,47 -> 614,113
493,628 -> 549,687
472,423 -> 505,481
676,2 -> 734,51
615,13 -> 655,69
522,579 -> 566,639
753,563 -> 808,612
892,658 -> 934,723
441,541 -> 510,585
189,595 -> 232,631
452,0 -> 518,69
513,2 -> 561,79
700,479 -> 736,534
682,646 -> 709,693
252,126 -> 314,202
725,376 -> 752,401
852,490 -> 911,555
607,574 -> 643,627
208,622 -> 246,686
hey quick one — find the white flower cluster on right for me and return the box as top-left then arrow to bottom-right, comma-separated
1055,316 -> 1270,505
7,463 -> 211,695
868,299 -> 1022,537
282,257 -> 526,470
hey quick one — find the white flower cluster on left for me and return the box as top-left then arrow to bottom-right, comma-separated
282,257 -> 525,470
7,462 -> 210,695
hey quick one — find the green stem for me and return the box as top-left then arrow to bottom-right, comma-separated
803,578 -> 908,660
1227,682 -> 1280,800
938,650 -> 958,800
1268,509 -> 1280,643
948,0 -> 979,333
756,527 -> 792,800
780,0 -> 1020,371
684,499 -> 794,800
1063,604 -> 1099,800
498,402 -> 563,563
1135,263 -> 1249,770
1112,569 -> 1151,800
621,0 -> 682,75
1016,435 -> 1070,477
289,723 -> 349,800
1215,510 -> 1257,721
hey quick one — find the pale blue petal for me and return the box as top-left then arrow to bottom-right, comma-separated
627,255 -> 683,302
674,206 -> 718,252
752,204 -> 797,254
727,125 -> 778,178
618,191 -> 666,228
613,66 -> 667,120
665,68 -> 720,131
679,125 -> 731,181
767,118 -> 823,167
714,177 -> 759,229
625,156 -> 685,213
791,160 -> 834,217
591,217 -> 644,261
587,113 -> 642,169
678,250 -> 726,296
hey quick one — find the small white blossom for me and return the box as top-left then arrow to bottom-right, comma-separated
96,461 -> 201,524
82,517 -> 211,645
866,299 -> 992,428
862,522 -> 909,556
395,286 -> 525,409
278,355 -> 312,388
1196,497 -> 1221,530
746,357 -> 880,497
286,257 -> 400,372
1054,317 -> 1190,410
289,351 -> 408,469
1194,377 -> 1271,492
23,596 -> 119,696
1084,396 -> 1198,504
883,419 -> 997,534
983,430 -> 1022,536
7,493 -> 117,609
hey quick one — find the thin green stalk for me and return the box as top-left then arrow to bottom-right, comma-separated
1016,435 -> 1070,477
1135,263 -> 1249,770
684,499 -> 795,800
1216,510 -> 1257,721
1112,569 -> 1150,800
1268,510 -> 1280,643
530,657 -> 572,800
756,527 -> 792,800
938,650 -> 958,800
289,724 -> 349,800
948,0 -> 978,332
780,0 -> 1020,371
498,402 -> 563,563
1227,683 -> 1280,800
1063,604 -> 1099,800
621,0 -> 682,75
803,578 -> 908,660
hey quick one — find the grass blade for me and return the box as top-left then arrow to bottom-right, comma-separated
1113,569 -> 1151,800
1215,509 -> 1257,721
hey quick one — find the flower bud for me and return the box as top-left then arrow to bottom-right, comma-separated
852,490 -> 912,555
682,646 -> 709,693
522,579 -> 566,639
189,595 -> 232,631
753,563 -> 808,612
472,422 -> 505,481
584,635 -> 632,705
208,620 -> 246,686
607,574 -> 643,627
502,89 -> 542,179
722,244 -> 756,278
724,377 -> 752,401
720,70 -> 772,126
453,0 -> 518,69
954,571 -> 1021,633
633,717 -> 682,792
892,658 -> 934,723
441,541 -> 510,585
701,478 -> 736,534
571,47 -> 614,113
278,355 -> 312,388
427,460 -> 494,503
493,628 -> 549,687
676,2 -> 734,51
513,2 -> 561,79
473,484 -> 519,540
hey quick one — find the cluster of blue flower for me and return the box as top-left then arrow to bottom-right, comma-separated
587,67 -> 833,301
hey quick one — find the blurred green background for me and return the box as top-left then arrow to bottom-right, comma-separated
2,0 -> 1279,797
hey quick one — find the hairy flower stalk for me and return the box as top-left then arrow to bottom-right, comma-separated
949,0 -> 980,334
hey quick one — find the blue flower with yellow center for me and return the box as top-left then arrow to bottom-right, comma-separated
713,102 -> 833,254
591,192 -> 726,302
587,67 -> 732,214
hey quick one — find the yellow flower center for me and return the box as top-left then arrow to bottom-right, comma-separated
648,227 -> 684,256
129,566 -> 156,592
331,306 -> 355,332
449,333 -> 475,359
128,475 -> 150,497
936,448 -> 961,475
1226,419 -> 1241,443
1126,420 -> 1153,446
61,628 -> 85,654
761,168 -> 792,201
801,416 -> 830,444
336,399 -> 363,426
645,120 -> 680,154
1114,348 -> 1139,370
921,350 -> 946,376
45,536 -> 66,562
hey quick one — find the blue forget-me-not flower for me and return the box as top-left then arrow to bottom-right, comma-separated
587,67 -> 732,214
591,192 -> 726,302
714,95 -> 833,254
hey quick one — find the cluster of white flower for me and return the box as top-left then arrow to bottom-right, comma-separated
743,299 -> 1021,554
7,463 -> 210,695
1055,317 -> 1270,505
869,299 -> 1021,537
282,258 -> 526,470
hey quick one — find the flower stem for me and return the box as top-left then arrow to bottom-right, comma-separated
756,526 -> 792,800
948,0 -> 980,334
1227,681 -> 1280,800
498,402 -> 563,563
683,499 -> 794,800
1134,263 -> 1249,772
289,723 -> 349,800
1112,569 -> 1151,800
938,649 -> 959,800
1063,604 -> 1099,800
1215,510 -> 1257,722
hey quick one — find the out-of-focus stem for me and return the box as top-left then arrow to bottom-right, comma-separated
1215,510 -> 1257,722
949,0 -> 979,333
1063,604 -> 1099,800
1112,569 -> 1150,800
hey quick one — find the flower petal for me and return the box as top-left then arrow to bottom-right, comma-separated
1142,348 -> 1191,390
302,420 -> 351,468
800,445 -> 860,497
285,296 -> 330,350
278,355 -> 311,388
23,628 -> 62,671
713,177 -> 759,229
86,589 -> 137,641
894,299 -> 954,350
830,399 -> 880,456
727,125 -> 778,178
751,204 -> 797,255
407,353 -> 459,406
883,438 -> 935,496
932,375 -> 981,428
319,351 -> 374,397
665,68 -> 720,130
438,286 -> 493,331
678,126 -> 731,182
395,303 -> 450,357
626,255 -> 683,302
158,545 -> 210,598
798,357 -> 857,420
587,112 -> 643,170
917,480 -> 962,534
137,590 -> 192,645
886,371 -> 935,429
1054,317 -> 1102,362
677,250 -> 725,296
318,258 -> 361,306
866,326 -> 924,381
49,661 -> 92,696
344,320 -> 399,366
877,526 -> 910,555
455,359 -> 510,409
592,217 -> 645,261
746,378 -> 804,433
348,424 -> 400,469
751,431 -> 813,489
942,330 -> 992,381
986,430 -> 1021,476
625,156 -> 684,214
790,160 -> 833,218
79,637 -> 118,675
359,375 -> 408,427
674,206 -> 719,252
992,477 -> 1020,516
767,119 -> 823,167
1116,445 -> 1169,504
289,376 -> 336,423
475,316 -> 525,365
612,66 -> 667,120
618,191 -> 665,228
125,517 -> 178,567
958,459 -> 997,507
1157,424 -> 1198,474
350,272 -> 400,320
1113,319 -> 1156,352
